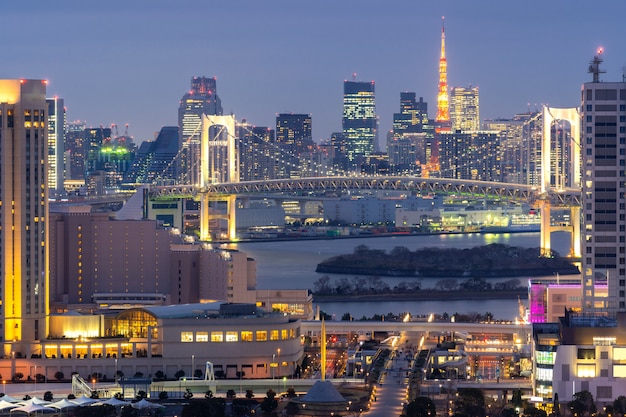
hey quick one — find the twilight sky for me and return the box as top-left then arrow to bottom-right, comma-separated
3,1 -> 626,148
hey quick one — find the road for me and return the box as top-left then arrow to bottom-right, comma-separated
366,332 -> 420,417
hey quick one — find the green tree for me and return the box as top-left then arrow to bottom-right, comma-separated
455,388 -> 486,417
158,391 -> 168,400
405,396 -> 436,417
154,370 -> 165,380
245,390 -> 254,399
174,370 -> 185,379
524,406 -> 547,417
614,396 -> 626,417
54,371 -> 64,381
260,389 -> 278,415
43,391 -> 54,402
226,389 -> 236,400
568,390 -> 596,417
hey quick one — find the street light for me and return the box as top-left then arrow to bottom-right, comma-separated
115,358 -> 118,385
192,355 -> 195,379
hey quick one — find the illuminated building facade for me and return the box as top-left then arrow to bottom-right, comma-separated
450,86 -> 479,132
438,131 -> 501,181
124,126 -> 179,184
237,122 -> 282,181
342,80 -> 377,168
46,97 -> 65,197
65,120 -> 86,182
581,53 -> 626,314
388,93 -> 433,174
178,76 -> 223,185
276,113 -> 313,157
0,79 -> 49,354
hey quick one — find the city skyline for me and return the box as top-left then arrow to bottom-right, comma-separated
4,1 -> 626,146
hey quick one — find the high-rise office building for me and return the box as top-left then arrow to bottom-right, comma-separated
450,86 -> 480,132
342,80 -> 377,167
0,79 -> 49,349
178,76 -> 223,185
581,53 -> 626,315
438,131 -> 501,182
65,120 -> 86,181
46,97 -> 65,197
275,113 -> 313,157
237,121 -> 281,181
388,93 -> 432,174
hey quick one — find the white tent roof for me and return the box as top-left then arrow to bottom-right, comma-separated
48,399 -> 79,409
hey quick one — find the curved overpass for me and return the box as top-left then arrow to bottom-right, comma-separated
150,176 -> 581,206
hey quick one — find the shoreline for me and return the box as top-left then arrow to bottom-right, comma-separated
313,289 -> 527,303
228,229 -> 541,244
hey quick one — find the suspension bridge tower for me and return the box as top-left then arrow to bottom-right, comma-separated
199,114 -> 238,241
539,105 -> 581,258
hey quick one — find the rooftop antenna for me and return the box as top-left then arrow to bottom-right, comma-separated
622,66 -> 626,82
588,47 -> 605,82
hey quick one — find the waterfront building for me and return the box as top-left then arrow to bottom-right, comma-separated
342,80 -> 377,168
528,278 -> 606,323
450,85 -> 480,132
2,302 -> 303,382
0,79 -> 49,354
178,76 -> 223,185
47,97 -> 66,197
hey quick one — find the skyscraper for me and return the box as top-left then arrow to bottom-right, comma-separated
275,113 -> 313,157
581,52 -> 626,315
450,86 -> 480,131
65,120 -> 86,181
178,76 -> 223,185
388,93 -> 432,175
342,79 -> 377,168
0,79 -> 49,348
46,97 -> 65,197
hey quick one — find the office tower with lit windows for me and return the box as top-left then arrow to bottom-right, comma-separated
65,120 -> 86,181
450,85 -> 480,131
0,79 -> 49,351
275,113 -> 313,157
46,97 -> 65,197
581,53 -> 626,315
388,93 -> 433,174
342,80 -> 377,168
178,76 -> 223,185
438,130 -> 501,182
237,121 -> 281,181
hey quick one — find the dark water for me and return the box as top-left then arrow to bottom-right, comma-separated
227,231 -> 573,320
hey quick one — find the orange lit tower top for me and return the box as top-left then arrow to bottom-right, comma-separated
436,16 -> 450,129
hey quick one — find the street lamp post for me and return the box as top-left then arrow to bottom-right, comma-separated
192,355 -> 195,379
115,358 -> 118,385
272,354 -> 276,380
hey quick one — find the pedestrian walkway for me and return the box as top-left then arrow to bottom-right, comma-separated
365,333 -> 417,417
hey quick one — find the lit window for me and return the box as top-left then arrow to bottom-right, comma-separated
577,364 -> 596,378
270,330 -> 279,341
181,332 -> 193,343
256,331 -> 267,341
226,331 -> 238,342
196,332 -> 208,342
281,329 -> 288,340
241,331 -> 253,342
211,332 -> 223,342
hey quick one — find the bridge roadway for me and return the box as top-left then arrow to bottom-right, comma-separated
301,320 -> 531,339
149,176 -> 581,206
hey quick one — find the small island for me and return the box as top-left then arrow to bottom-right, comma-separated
315,243 -> 580,278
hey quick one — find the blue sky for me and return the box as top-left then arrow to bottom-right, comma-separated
3,1 -> 626,147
